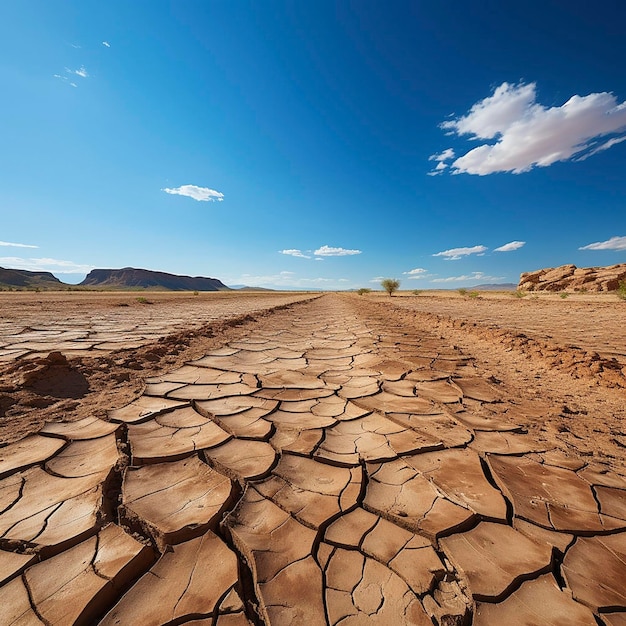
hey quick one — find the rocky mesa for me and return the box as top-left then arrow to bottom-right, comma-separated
519,263 -> 626,292
80,267 -> 230,291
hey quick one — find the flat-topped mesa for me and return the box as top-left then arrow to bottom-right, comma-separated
518,263 -> 626,292
80,267 -> 230,291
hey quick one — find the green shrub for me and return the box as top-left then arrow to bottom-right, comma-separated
559,292 -> 569,299
357,288 -> 372,296
381,278 -> 400,296
513,290 -> 526,298
618,281 -> 626,301
468,291 -> 480,299
457,288 -> 467,296
412,289 -> 423,296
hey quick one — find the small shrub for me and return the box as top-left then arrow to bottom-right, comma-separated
579,287 -> 588,294
513,290 -> 526,298
559,292 -> 569,299
136,296 -> 152,304
193,290 -> 199,296
468,291 -> 480,299
618,281 -> 626,301
381,278 -> 400,296
457,288 -> 467,297
357,288 -> 372,296
412,290 -> 423,296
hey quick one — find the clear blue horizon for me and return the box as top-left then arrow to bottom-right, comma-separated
1,1 -> 625,289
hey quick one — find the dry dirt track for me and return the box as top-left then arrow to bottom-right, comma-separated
1,293 -> 626,625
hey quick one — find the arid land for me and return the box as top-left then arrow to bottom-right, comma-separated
0,290 -> 625,625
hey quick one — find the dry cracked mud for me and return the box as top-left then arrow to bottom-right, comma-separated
0,293 -> 625,625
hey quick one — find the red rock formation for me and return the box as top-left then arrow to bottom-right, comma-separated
518,263 -> 626,292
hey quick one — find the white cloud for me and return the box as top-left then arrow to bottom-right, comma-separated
228,271 -> 353,289
431,272 -> 503,284
102,41 -> 111,48
429,148 -> 455,162
433,245 -> 487,261
314,245 -> 362,257
0,257 -> 95,274
0,241 -> 38,249
369,276 -> 385,283
402,268 -> 431,279
494,240 -> 526,252
280,249 -> 311,259
162,184 -> 224,202
435,81 -> 626,175
577,135 -> 626,161
54,74 -> 78,87
66,66 -> 88,78
427,150 -> 455,176
579,235 -> 626,251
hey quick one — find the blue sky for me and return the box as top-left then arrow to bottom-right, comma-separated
1,1 -> 625,289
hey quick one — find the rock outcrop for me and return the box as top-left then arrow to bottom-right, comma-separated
518,263 -> 626,292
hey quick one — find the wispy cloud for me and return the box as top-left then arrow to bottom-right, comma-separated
433,245 -> 487,261
427,149 -> 455,176
66,66 -> 88,78
54,74 -> 78,87
227,271 -> 352,289
494,240 -> 526,252
0,257 -> 95,274
576,135 -> 626,161
431,271 -> 503,284
314,245 -> 362,257
433,81 -> 626,175
579,235 -> 626,251
162,184 -> 224,202
0,241 -> 38,249
102,41 -> 111,48
280,249 -> 311,259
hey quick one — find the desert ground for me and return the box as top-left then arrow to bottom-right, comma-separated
0,290 -> 625,625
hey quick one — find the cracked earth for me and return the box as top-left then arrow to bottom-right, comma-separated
1,293 -> 625,625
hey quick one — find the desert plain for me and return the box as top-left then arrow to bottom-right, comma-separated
0,289 -> 625,625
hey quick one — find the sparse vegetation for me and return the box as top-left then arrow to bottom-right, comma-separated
457,288 -> 467,297
559,292 -> 569,299
380,278 -> 400,296
618,281 -> 626,301
136,296 -> 152,304
412,289 -> 423,296
468,291 -> 480,299
513,290 -> 527,298
193,290 -> 199,296
357,288 -> 372,296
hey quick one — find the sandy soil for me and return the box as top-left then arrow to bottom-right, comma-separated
0,291 -> 625,624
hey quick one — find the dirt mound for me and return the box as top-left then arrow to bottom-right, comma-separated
8,351 -> 89,398
519,263 -> 626,292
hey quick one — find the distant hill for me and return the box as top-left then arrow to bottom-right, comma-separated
0,267 -> 64,289
470,283 -> 517,291
80,268 -> 230,291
